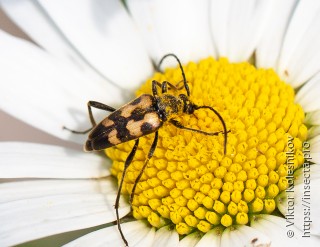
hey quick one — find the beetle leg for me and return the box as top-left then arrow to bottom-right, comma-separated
115,138 -> 140,247
174,79 -> 186,90
161,81 -> 183,93
63,101 -> 116,134
152,80 -> 160,96
170,119 -> 223,136
86,101 -> 116,127
152,80 -> 170,94
169,119 -> 229,154
62,126 -> 93,134
130,131 -> 158,204
153,79 -> 184,94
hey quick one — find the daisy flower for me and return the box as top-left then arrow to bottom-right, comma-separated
1,0 -> 320,246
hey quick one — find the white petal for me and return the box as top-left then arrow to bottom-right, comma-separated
308,126 -> 320,140
294,164 -> 320,185
0,142 -> 109,178
127,0 -> 215,66
277,178 -> 320,236
178,232 -> 200,247
0,193 -> 130,246
256,0 -> 298,68
64,221 -> 155,247
221,225 -> 271,247
305,110 -> 320,126
309,136 -> 320,164
250,215 -> 301,247
0,0 -> 93,73
0,177 -> 116,203
35,0 -> 152,89
277,1 -> 320,87
194,227 -> 221,247
0,31 -> 127,143
296,71 -> 320,112
303,235 -> 320,246
210,0 -> 274,62
153,225 -> 179,247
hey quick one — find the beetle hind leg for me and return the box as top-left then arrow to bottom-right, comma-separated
63,101 -> 116,134
62,126 -> 92,134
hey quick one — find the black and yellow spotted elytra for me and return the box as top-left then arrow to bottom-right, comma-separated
85,94 -> 161,151
64,54 -> 228,247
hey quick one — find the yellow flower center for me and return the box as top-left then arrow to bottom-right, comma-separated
106,57 -> 307,235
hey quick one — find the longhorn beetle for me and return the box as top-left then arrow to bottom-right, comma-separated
64,54 -> 228,246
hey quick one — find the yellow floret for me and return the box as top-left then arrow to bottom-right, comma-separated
107,57 -> 307,235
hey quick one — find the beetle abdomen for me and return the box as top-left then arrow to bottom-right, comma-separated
85,94 -> 163,151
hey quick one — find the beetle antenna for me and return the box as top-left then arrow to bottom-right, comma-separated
158,53 -> 190,96
194,105 -> 228,155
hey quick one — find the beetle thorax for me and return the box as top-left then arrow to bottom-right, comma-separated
157,94 -> 184,120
